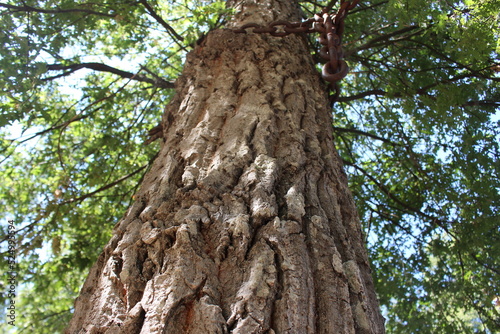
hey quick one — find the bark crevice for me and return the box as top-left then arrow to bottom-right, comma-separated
66,2 -> 385,332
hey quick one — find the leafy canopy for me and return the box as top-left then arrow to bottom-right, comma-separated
0,0 -> 498,333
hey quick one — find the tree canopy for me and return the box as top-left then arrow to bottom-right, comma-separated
0,0 -> 498,333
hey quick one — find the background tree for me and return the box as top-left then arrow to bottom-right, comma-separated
0,0 -> 498,333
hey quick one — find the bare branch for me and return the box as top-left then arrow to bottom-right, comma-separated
44,62 -> 174,89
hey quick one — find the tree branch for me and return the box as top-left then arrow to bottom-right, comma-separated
350,0 -> 389,15
323,0 -> 340,12
333,126 -> 401,146
409,40 -> 500,82
346,25 -> 422,57
339,71 -> 499,103
368,206 -> 427,243
418,69 -> 500,92
62,165 -> 148,205
44,62 -> 174,89
138,0 -> 184,42
0,2 -> 116,18
337,89 -> 387,102
349,163 -> 458,239
462,100 -> 500,108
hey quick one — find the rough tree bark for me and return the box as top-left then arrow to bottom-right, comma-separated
66,0 -> 385,332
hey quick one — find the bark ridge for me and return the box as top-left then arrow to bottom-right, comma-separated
66,21 -> 384,334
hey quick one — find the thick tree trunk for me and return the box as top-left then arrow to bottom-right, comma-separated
66,0 -> 385,333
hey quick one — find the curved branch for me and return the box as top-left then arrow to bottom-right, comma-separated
44,62 -> 174,89
0,2 -> 116,18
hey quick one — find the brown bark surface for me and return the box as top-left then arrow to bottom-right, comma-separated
66,1 -> 385,333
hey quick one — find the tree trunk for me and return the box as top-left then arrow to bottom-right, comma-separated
66,0 -> 385,333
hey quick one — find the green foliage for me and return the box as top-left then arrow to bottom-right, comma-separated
0,0 -> 187,332
0,0 -> 498,333
332,0 -> 500,332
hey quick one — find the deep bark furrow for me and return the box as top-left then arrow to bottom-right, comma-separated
66,1 -> 384,332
